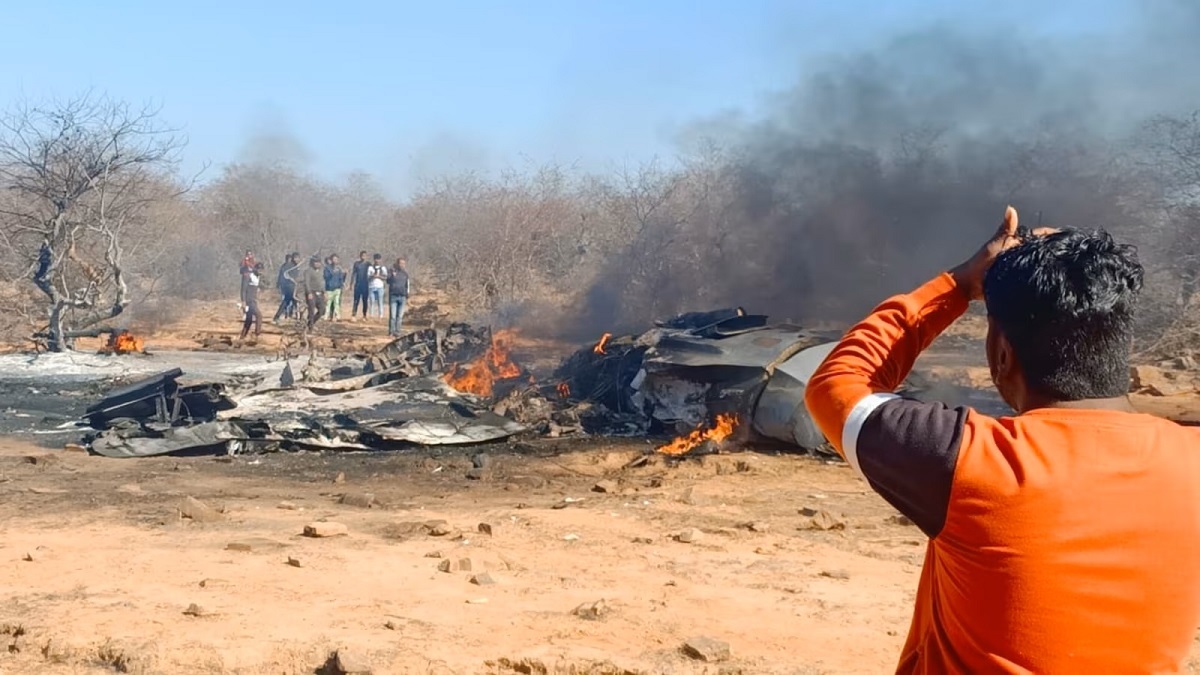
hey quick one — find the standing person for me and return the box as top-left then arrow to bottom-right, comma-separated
273,252 -> 300,323
300,256 -> 326,328
805,206 -> 1200,673
387,257 -> 410,337
324,254 -> 348,321
367,254 -> 388,319
239,262 -> 265,340
350,250 -> 371,319
239,249 -> 256,311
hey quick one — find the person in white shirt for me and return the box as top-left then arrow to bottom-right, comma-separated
240,263 -> 265,339
367,253 -> 388,319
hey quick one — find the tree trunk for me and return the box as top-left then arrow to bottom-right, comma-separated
47,302 -> 68,353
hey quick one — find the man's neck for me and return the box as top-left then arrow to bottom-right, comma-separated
1023,396 -> 1137,414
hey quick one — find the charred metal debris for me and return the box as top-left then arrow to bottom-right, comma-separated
79,312 -> 865,458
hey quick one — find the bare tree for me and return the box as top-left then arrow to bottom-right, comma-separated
0,93 -> 185,350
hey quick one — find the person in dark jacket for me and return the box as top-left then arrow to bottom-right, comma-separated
273,252 -> 301,323
324,254 -> 348,321
351,250 -> 371,320
300,256 -> 326,328
387,257 -> 410,337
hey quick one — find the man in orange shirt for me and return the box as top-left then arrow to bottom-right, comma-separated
805,207 -> 1200,673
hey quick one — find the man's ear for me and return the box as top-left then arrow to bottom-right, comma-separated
985,316 -> 1013,377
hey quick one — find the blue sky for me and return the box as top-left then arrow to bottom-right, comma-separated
0,0 -> 1126,195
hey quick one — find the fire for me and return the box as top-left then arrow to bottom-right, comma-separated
107,331 -> 144,354
657,413 -> 739,456
442,329 -> 522,397
556,382 -> 571,398
593,332 -> 612,355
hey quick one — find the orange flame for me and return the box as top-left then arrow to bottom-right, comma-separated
657,413 -> 739,456
593,332 -> 612,355
108,331 -> 144,354
556,382 -> 571,398
442,329 -> 522,397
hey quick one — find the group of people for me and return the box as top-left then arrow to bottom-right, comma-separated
238,250 -> 410,339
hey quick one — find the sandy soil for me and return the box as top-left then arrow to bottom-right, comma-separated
2,439 -> 1197,675
0,440 -> 924,674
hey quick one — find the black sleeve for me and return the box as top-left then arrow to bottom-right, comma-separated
855,397 -> 967,538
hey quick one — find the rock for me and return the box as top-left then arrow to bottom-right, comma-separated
63,443 -> 88,454
277,501 -> 299,510
424,550 -> 443,559
632,536 -> 656,544
225,538 -> 286,553
439,557 -> 476,573
333,472 -> 346,484
24,454 -> 60,467
1151,380 -> 1195,397
179,496 -> 224,523
572,599 -> 611,621
683,636 -> 731,663
182,603 -> 207,617
333,648 -> 374,675
383,620 -> 398,631
889,514 -> 915,527
471,453 -> 492,469
22,552 -> 33,562
674,528 -> 704,544
798,507 -> 819,517
426,520 -> 453,537
739,521 -> 769,533
804,510 -> 846,531
465,467 -> 490,481
339,493 -> 376,509
287,557 -> 302,568
820,569 -> 851,580
470,572 -> 497,586
592,479 -> 619,494
116,484 -> 143,495
465,598 -> 488,605
477,522 -> 493,536
303,521 -> 348,538
1131,365 -> 1195,396
27,487 -> 67,494
436,554 -> 472,569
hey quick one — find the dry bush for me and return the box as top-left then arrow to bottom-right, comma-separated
2,92 -> 1199,355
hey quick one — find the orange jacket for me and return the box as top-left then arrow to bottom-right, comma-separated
805,272 -> 1200,674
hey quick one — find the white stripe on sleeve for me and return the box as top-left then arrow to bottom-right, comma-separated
841,392 -> 901,480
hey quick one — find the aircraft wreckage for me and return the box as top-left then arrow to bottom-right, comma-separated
77,310 -> 886,458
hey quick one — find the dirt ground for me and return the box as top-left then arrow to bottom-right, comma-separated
0,439 -> 910,674
2,438 -> 1198,675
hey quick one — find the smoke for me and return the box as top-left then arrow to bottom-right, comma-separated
237,106 -> 313,170
576,0 -> 1200,334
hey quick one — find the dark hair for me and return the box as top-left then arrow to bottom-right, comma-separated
373,253 -> 382,260
983,228 -> 1144,400
360,250 -> 368,257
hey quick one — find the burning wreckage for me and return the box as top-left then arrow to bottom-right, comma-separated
83,310 -> 857,459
